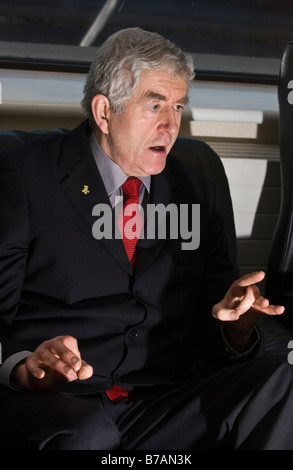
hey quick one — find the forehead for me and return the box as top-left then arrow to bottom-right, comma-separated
135,68 -> 188,100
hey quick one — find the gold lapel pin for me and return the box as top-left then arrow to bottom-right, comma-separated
82,185 -> 90,195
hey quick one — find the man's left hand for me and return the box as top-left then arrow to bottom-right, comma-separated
211,271 -> 284,352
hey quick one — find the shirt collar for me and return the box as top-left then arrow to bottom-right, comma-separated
89,131 -> 151,197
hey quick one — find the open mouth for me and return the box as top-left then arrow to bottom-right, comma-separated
149,146 -> 166,152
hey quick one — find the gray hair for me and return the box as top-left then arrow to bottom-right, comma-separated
81,27 -> 195,128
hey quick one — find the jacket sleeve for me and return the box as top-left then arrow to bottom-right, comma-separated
0,153 -> 30,363
200,182 -> 264,368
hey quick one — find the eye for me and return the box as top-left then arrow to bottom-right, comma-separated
174,104 -> 184,111
150,104 -> 160,111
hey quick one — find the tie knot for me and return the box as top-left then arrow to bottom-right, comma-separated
122,177 -> 142,198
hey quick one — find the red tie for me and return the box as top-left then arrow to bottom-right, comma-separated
105,384 -> 131,403
119,177 -> 143,267
105,177 -> 142,402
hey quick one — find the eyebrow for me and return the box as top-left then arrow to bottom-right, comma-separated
142,90 -> 189,105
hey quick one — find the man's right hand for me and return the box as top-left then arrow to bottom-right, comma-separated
11,335 -> 93,391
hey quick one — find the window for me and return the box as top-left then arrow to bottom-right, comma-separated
0,0 -> 292,77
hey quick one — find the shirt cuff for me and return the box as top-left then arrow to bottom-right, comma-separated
0,350 -> 31,389
220,325 -> 260,360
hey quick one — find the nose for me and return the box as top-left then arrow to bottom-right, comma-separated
158,107 -> 180,135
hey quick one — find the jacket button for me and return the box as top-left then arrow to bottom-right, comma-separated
128,329 -> 139,340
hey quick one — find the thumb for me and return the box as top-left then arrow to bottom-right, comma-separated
77,361 -> 93,380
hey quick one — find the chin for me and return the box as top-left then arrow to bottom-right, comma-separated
148,163 -> 166,176
147,157 -> 167,176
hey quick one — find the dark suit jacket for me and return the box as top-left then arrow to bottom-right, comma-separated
0,121 -> 239,393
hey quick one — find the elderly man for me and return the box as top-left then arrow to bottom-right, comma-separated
0,27 -> 292,450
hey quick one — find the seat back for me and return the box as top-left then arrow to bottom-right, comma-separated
266,41 -> 293,329
0,128 -> 237,265
171,136 -> 237,264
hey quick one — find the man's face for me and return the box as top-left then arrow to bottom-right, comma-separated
100,68 -> 189,176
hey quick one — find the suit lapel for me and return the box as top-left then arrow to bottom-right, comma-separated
58,122 -> 131,274
135,164 -> 178,278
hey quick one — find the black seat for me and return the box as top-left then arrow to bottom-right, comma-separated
266,41 -> 293,331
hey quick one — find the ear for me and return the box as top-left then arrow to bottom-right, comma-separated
91,94 -> 111,134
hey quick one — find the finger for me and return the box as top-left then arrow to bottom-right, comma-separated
25,358 -> 46,379
214,301 -> 285,323
51,336 -> 82,371
212,305 -> 239,322
235,285 -> 259,315
77,361 -> 93,381
253,295 -> 270,310
252,302 -> 285,316
51,345 -> 81,373
234,271 -> 265,289
270,305 -> 285,315
26,349 -> 78,380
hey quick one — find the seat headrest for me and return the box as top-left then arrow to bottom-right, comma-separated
279,41 -> 293,117
0,128 -> 68,152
